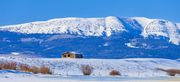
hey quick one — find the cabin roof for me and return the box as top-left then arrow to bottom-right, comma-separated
62,51 -> 82,55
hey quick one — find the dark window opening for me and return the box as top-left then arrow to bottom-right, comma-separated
68,54 -> 70,57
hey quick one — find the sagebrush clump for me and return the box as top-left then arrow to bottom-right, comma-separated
19,64 -> 32,72
109,70 -> 121,76
39,66 -> 52,74
81,65 -> 93,75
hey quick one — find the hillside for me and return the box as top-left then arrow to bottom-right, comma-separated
0,16 -> 180,58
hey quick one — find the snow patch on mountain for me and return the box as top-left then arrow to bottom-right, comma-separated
125,43 -> 139,48
176,23 -> 180,30
132,17 -> 154,28
142,20 -> 180,45
104,16 -> 125,36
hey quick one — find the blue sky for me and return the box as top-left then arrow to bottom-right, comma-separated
0,0 -> 180,25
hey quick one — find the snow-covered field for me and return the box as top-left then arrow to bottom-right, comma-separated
0,69 -> 180,82
0,56 -> 180,77
0,72 -> 180,82
0,56 -> 180,81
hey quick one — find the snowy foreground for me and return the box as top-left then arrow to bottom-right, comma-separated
0,75 -> 180,82
0,56 -> 180,82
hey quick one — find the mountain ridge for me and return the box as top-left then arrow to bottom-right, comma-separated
0,16 -> 180,59
0,16 -> 180,45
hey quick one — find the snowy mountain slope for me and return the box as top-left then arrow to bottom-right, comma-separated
0,16 -> 180,59
0,16 -> 180,45
1,31 -> 180,59
0,16 -> 125,37
0,56 -> 180,77
176,23 -> 180,30
142,20 -> 180,45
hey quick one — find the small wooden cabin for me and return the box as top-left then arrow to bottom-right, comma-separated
61,52 -> 83,58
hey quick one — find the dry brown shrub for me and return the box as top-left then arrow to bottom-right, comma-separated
156,68 -> 180,76
0,62 -> 52,75
0,63 -> 3,70
39,66 -> 52,74
1,62 -> 17,70
19,65 -> 52,74
19,64 -> 32,72
31,66 -> 40,74
109,70 -> 121,76
166,69 -> 180,76
81,65 -> 93,75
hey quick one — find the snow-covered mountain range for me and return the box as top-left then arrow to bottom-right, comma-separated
0,16 -> 180,58
0,16 -> 180,45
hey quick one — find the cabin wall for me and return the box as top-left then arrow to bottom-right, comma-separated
61,52 -> 83,58
61,54 -> 76,58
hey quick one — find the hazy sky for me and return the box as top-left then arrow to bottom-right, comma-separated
0,0 -> 180,25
